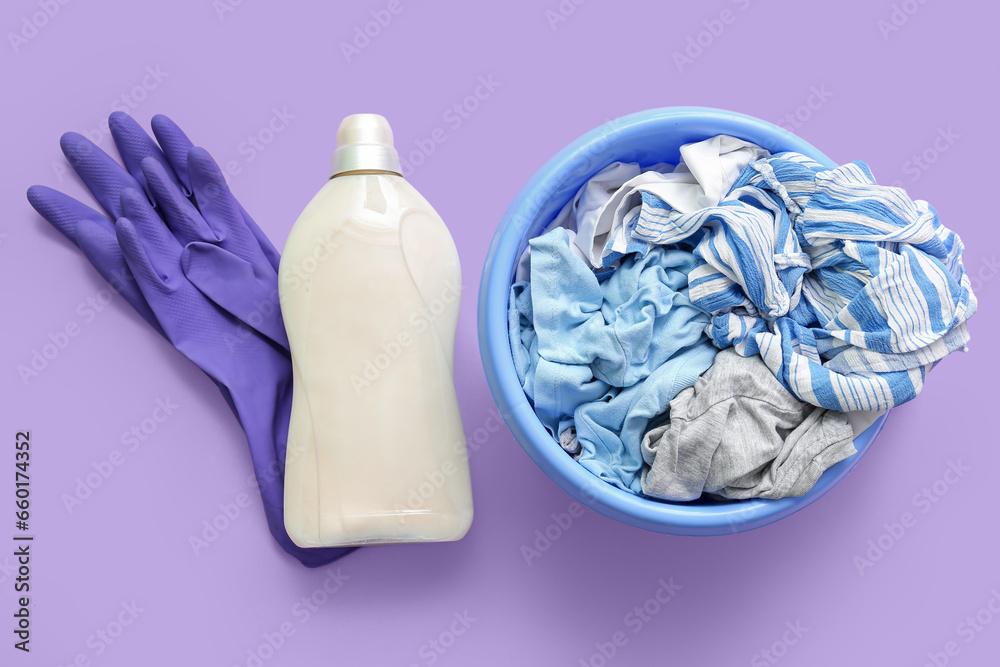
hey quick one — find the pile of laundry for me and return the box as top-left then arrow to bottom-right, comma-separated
509,135 -> 977,502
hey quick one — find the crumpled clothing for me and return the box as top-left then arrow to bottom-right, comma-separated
515,161 -> 657,282
509,227 -> 717,492
641,349 -> 857,501
515,135 -> 769,279
615,151 -> 977,411
585,135 -> 769,268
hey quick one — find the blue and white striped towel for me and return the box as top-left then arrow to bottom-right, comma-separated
626,151 -> 977,411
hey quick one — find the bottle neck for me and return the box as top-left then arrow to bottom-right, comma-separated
330,141 -> 401,178
329,168 -> 401,180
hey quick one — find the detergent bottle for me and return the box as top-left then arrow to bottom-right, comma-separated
280,114 -> 472,547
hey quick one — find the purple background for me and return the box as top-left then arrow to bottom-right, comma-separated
1,0 -> 998,665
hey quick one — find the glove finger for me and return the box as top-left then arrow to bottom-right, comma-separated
141,157 -> 217,245
120,187 -> 183,289
60,132 -> 141,220
239,203 -> 282,273
150,115 -> 282,272
187,147 -> 258,256
75,219 -> 164,335
26,185 -> 113,246
181,147 -> 282,272
109,111 -> 189,202
181,241 -> 289,351
116,216 -> 173,299
150,114 -> 196,193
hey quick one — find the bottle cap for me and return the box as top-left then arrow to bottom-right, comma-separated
330,113 -> 402,177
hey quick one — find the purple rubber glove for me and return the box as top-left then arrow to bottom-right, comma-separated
27,112 -> 355,567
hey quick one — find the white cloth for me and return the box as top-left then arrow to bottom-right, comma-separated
587,135 -> 769,267
515,161 -> 648,282
515,136 -> 769,280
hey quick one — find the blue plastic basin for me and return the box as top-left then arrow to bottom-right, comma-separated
478,107 -> 888,535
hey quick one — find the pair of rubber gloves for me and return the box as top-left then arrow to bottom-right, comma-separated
27,112 -> 354,567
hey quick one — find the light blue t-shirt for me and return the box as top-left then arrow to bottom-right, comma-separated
509,227 -> 717,493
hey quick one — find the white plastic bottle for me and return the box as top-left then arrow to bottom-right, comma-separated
279,114 -> 473,548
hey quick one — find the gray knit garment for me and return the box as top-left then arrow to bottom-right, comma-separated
641,349 -> 857,501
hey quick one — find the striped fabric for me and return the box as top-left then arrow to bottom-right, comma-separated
625,152 -> 977,411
